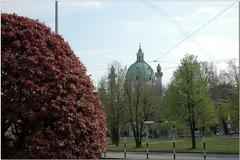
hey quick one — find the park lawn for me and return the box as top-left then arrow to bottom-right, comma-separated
107,137 -> 239,154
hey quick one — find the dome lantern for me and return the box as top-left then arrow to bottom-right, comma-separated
137,43 -> 144,62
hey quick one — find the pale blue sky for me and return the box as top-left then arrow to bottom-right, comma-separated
2,0 -> 239,86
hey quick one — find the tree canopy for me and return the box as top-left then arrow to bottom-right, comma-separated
125,79 -> 160,147
203,60 -> 239,134
98,61 -> 127,146
163,54 -> 215,148
1,13 -> 106,159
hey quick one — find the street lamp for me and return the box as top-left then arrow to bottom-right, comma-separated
145,121 -> 154,139
144,121 -> 154,159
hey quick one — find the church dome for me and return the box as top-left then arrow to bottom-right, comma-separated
126,44 -> 155,84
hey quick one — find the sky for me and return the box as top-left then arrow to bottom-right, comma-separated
1,0 -> 239,87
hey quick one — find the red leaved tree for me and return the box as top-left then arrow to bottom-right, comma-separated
1,13 -> 106,159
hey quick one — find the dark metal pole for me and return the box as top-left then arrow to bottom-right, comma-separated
172,125 -> 176,160
239,1 -> 240,113
200,127 -> 207,160
173,135 -> 176,159
203,136 -> 206,160
146,125 -> 149,159
239,1 -> 240,101
124,136 -> 127,159
55,1 -> 58,34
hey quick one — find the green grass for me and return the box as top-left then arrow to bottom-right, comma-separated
107,137 -> 239,154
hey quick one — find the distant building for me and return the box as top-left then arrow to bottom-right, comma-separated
108,44 -> 163,137
126,43 -> 163,99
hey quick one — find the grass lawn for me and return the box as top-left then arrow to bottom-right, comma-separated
107,137 -> 239,154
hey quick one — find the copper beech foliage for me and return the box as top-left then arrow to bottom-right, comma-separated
1,13 -> 107,159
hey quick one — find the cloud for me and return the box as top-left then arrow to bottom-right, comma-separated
197,37 -> 237,61
1,1 -> 104,18
124,20 -> 182,35
164,16 -> 186,22
179,37 -> 236,60
1,1 -> 53,18
80,49 -> 115,56
158,35 -> 238,86
166,36 -> 238,71
124,21 -> 150,31
76,1 -> 103,9
60,1 -> 104,12
1,1 -> 105,31
195,7 -> 219,17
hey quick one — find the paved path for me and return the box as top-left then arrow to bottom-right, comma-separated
103,152 -> 239,160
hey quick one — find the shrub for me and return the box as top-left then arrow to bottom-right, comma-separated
1,13 -> 106,159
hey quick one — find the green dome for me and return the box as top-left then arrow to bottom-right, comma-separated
126,45 -> 155,84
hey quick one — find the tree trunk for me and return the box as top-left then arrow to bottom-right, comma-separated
135,134 -> 142,148
111,127 -> 120,146
132,125 -> 142,148
222,118 -> 229,135
189,120 -> 196,149
192,112 -> 196,149
189,115 -> 196,149
136,140 -> 141,148
191,126 -> 196,149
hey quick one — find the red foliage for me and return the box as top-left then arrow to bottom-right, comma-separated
1,13 -> 106,159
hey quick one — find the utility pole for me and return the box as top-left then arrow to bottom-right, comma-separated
55,1 -> 58,34
238,1 -> 240,116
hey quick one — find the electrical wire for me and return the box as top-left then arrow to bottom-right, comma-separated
153,0 -> 239,61
141,2 -> 216,61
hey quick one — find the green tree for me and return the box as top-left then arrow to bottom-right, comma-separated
163,54 -> 215,149
227,60 -> 239,130
216,60 -> 239,133
125,80 -> 160,147
98,62 -> 127,146
202,60 -> 239,134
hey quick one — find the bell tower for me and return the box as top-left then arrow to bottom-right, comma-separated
155,64 -> 163,99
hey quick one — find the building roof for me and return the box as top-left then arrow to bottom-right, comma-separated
126,44 -> 155,84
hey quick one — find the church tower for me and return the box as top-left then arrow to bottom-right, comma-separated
155,64 -> 163,99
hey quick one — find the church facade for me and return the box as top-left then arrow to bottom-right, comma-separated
126,44 -> 163,99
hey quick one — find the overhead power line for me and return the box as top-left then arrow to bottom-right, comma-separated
207,58 -> 237,63
153,0 -> 239,61
141,2 -> 215,61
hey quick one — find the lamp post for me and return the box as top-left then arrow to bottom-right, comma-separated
144,121 -> 154,159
